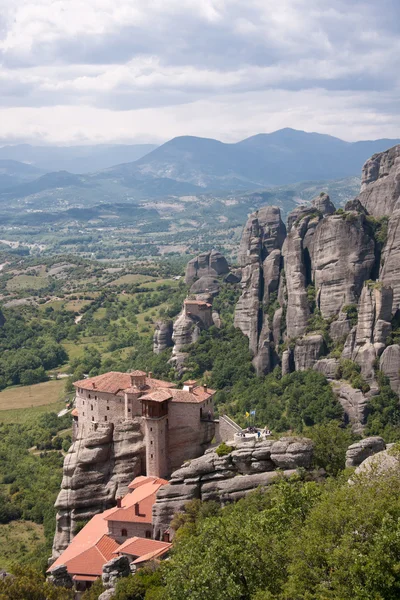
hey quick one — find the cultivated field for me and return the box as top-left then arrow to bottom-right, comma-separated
0,379 -> 66,412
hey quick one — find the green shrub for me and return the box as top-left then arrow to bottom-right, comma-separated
215,442 -> 234,457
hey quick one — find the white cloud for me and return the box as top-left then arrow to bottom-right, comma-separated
0,0 -> 399,144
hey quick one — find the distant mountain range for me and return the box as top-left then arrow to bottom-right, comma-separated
0,143 -> 157,176
0,129 -> 399,203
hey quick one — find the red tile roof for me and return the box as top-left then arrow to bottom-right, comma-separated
184,300 -> 212,307
71,408 -> 78,417
105,478 -> 167,524
169,386 -> 215,404
132,546 -> 171,564
140,389 -> 173,403
49,509 -> 114,572
74,371 -> 175,395
114,536 -> 171,558
64,534 -> 119,577
128,476 -> 167,490
130,370 -> 147,376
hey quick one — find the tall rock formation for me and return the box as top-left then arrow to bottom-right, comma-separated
358,145 -> 400,217
380,204 -> 400,312
185,250 -> 229,285
234,206 -> 286,374
341,283 -> 393,382
153,320 -> 173,354
311,213 -> 376,318
52,421 -> 145,560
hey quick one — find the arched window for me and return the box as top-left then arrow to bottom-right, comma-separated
121,529 -> 127,537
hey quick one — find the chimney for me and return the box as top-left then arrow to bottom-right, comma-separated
116,497 -> 122,508
134,503 -> 140,516
92,382 -> 96,389
203,384 -> 207,393
148,372 -> 153,379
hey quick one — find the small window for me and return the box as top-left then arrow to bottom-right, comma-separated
91,405 -> 93,411
83,412 -> 85,416
88,394 -> 91,399
121,529 -> 127,537
92,417 -> 94,422
150,440 -> 153,445
107,406 -> 110,410
104,416 -> 107,422
82,400 -> 85,405
95,395 -> 97,400
151,454 -> 153,459
145,531 -> 151,539
128,408 -> 131,413
150,427 -> 152,432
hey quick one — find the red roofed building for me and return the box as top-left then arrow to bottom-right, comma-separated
48,476 -> 169,591
73,370 -> 216,477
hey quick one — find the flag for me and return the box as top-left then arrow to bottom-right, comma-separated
245,411 -> 250,418
250,410 -> 256,416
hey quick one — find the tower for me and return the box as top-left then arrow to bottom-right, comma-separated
140,390 -> 172,478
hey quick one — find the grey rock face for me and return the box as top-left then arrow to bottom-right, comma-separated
332,382 -> 369,434
190,276 -> 220,295
345,437 -> 386,468
312,192 -> 336,215
313,358 -> 340,379
185,250 -> 229,285
330,312 -> 351,342
312,213 -> 376,318
294,334 -> 326,371
102,556 -> 130,590
153,320 -> 173,354
152,437 -> 314,539
281,349 -> 294,375
234,206 -> 286,375
381,203 -> 400,312
342,284 -> 393,382
354,448 -> 400,477
380,344 -> 400,395
52,421 -> 145,559
47,565 -> 73,589
359,145 -> 400,217
172,311 -> 202,353
344,198 -> 368,213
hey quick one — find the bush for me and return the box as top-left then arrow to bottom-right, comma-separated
215,442 -> 234,457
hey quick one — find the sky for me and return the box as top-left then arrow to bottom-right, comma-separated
1,0 -> 400,146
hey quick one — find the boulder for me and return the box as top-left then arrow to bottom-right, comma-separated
354,448 -> 400,477
344,198 -> 368,213
345,437 -> 386,468
380,344 -> 400,395
102,556 -> 131,589
281,349 -> 294,375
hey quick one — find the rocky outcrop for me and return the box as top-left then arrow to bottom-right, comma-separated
153,320 -> 173,354
380,344 -> 400,395
47,565 -> 73,589
100,556 -> 131,600
152,437 -> 314,539
189,276 -> 220,295
185,250 -> 229,285
345,436 -> 386,468
354,447 -> 400,477
312,213 -> 376,318
313,358 -> 339,379
358,145 -> 400,217
332,382 -> 369,434
294,334 -> 326,371
312,192 -> 335,216
234,206 -> 286,374
342,283 -> 393,382
52,421 -> 145,559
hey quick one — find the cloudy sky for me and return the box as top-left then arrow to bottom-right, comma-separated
1,0 -> 400,145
